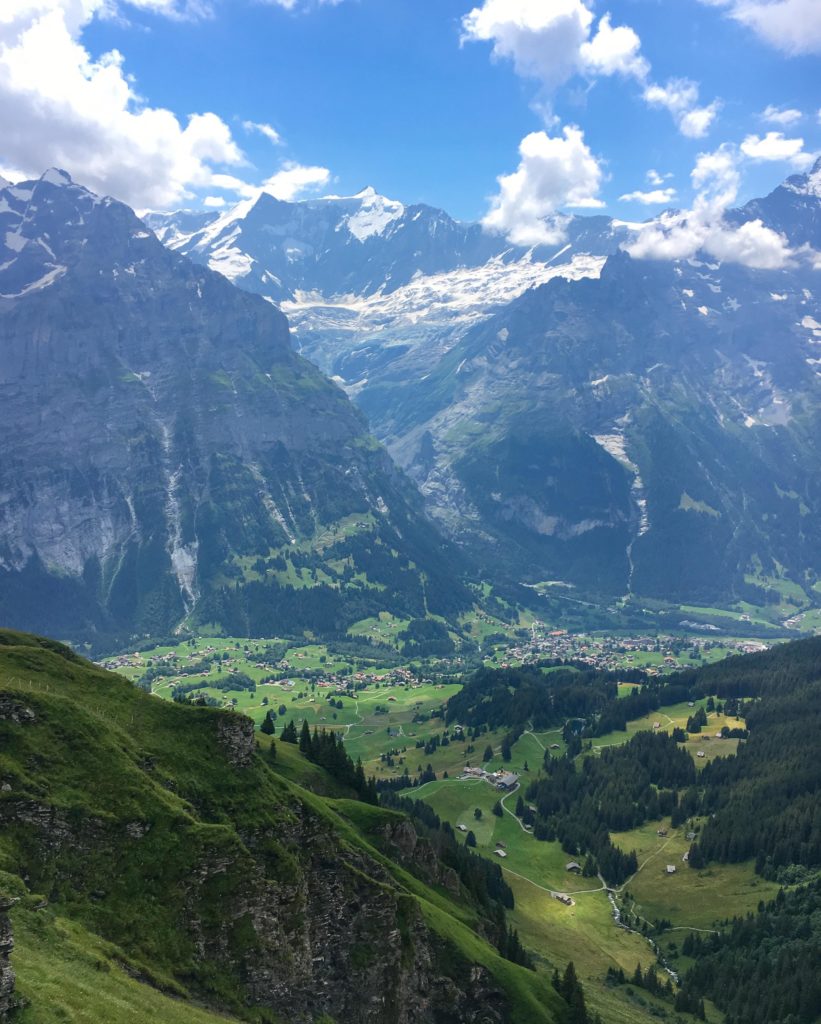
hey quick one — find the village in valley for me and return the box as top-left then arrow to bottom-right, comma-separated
100,614 -> 783,1024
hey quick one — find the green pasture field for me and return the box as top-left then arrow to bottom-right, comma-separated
591,698 -> 746,766
609,820 -> 778,936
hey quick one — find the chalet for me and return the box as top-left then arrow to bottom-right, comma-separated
565,862 -> 582,874
457,824 -> 467,832
497,772 -> 520,791
697,750 -> 706,758
495,841 -> 507,850
653,722 -> 661,729
493,849 -> 507,858
553,893 -> 574,906
656,829 -> 668,837
550,743 -> 561,750
666,865 -> 677,874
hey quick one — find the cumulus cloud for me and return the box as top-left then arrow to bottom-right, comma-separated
482,126 -> 604,246
643,79 -> 720,138
0,0 -> 247,208
647,169 -> 673,186
462,1 -> 719,138
261,162 -> 331,201
700,0 -> 821,56
740,131 -> 812,167
461,0 -> 647,89
761,104 -> 802,126
577,12 -> 648,78
619,187 -> 677,205
203,195 -> 226,207
623,144 -> 794,269
242,120 -> 283,145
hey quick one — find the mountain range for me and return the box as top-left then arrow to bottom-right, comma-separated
0,171 -> 466,645
154,164 -> 821,609
2,163 -> 820,645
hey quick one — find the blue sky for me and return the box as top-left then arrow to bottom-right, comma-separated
1,0 -> 819,232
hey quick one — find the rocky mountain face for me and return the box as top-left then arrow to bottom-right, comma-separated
0,172 -> 466,645
381,250 -> 821,602
0,630 -> 560,1023
158,165 -> 821,606
0,898 -> 14,1021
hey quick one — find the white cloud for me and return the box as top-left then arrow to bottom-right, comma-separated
260,0 -> 344,9
242,120 -> 283,145
741,131 -> 809,165
461,0 -> 647,89
647,169 -> 673,186
643,79 -> 720,138
208,172 -> 258,198
261,162 -> 331,201
577,13 -> 648,79
462,1 -> 718,138
700,0 -> 821,56
0,0 -> 246,208
482,126 -> 604,246
761,104 -> 802,126
619,187 -> 677,205
203,195 -> 226,207
679,102 -> 721,139
623,144 -> 794,269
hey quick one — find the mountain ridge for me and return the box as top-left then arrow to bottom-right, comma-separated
0,171 -> 468,645
149,165 -> 821,608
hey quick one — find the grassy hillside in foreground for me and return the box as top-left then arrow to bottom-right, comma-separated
0,629 -> 564,1024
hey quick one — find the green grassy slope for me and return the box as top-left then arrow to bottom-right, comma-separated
0,629 -> 563,1024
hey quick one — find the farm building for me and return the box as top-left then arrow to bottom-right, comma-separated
565,862 -> 582,873
496,772 -> 520,791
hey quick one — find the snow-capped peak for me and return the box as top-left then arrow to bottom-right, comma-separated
0,175 -> 10,189
343,188 -> 405,242
783,157 -> 821,199
40,168 -> 73,187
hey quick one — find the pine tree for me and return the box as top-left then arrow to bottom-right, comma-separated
260,710 -> 275,735
299,718 -> 311,753
560,962 -> 589,1024
482,744 -> 494,762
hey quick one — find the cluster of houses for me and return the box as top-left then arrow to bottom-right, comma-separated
459,766 -> 521,791
493,622 -> 770,674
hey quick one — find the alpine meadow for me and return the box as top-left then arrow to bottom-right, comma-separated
0,3 -> 820,1024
